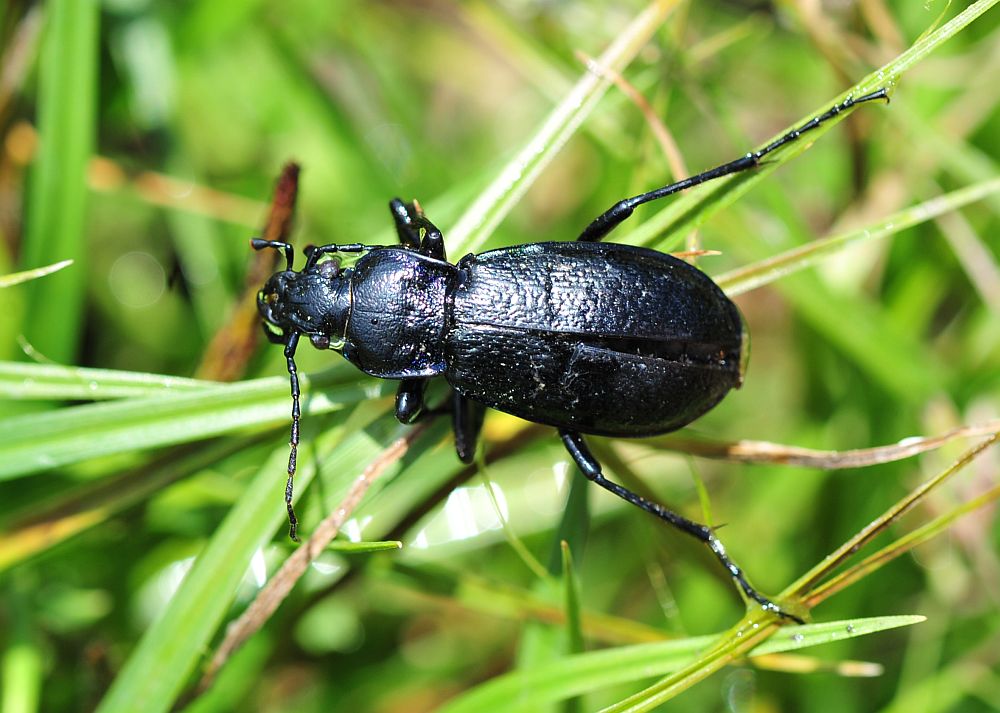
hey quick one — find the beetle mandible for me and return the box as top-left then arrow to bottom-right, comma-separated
254,88 -> 889,620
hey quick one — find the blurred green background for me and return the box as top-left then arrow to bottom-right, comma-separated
1,0 -> 998,711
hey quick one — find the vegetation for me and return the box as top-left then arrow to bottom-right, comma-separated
1,1 -> 998,711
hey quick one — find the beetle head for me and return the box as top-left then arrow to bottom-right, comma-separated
250,238 -> 355,541
257,258 -> 351,350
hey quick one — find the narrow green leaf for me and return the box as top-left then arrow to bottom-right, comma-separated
0,369 -> 389,480
623,0 -> 1000,251
0,361 -> 212,400
326,539 -> 402,554
447,0 -> 681,254
0,439 -> 255,573
95,417 -> 412,713
21,0 -> 98,363
1,581 -> 43,713
0,259 -> 73,288
93,445 -> 298,713
716,178 -> 1000,296
439,616 -> 924,713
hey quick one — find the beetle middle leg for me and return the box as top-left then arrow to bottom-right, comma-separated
395,379 -> 429,424
453,393 -> 486,464
575,88 -> 889,243
396,380 -> 484,463
559,429 -> 802,622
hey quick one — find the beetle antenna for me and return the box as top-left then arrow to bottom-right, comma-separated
283,331 -> 302,541
251,238 -> 296,271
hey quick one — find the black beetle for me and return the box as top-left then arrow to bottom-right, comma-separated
254,88 -> 889,619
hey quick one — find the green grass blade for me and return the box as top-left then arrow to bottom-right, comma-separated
0,259 -> 73,288
0,361 -> 212,400
94,416 -> 415,713
0,439 -> 255,573
716,178 -> 1000,296
0,369 -> 389,480
622,0 -> 1000,250
92,445 -> 297,713
1,582 -> 43,713
447,0 -> 680,254
20,0 -> 98,363
439,616 -> 924,713
326,539 -> 402,554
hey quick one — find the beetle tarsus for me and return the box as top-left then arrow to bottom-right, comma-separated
286,472 -> 300,542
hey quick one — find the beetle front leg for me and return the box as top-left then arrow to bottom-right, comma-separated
388,198 -> 447,261
389,198 -> 422,249
453,394 -> 486,464
559,429 -> 803,623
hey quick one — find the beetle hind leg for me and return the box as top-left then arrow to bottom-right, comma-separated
575,88 -> 889,244
559,429 -> 802,623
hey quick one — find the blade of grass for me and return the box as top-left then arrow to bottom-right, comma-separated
622,0 -> 1000,251
94,412 -> 429,713
805,481 -> 1000,607
787,432 -> 1000,598
447,0 -> 681,254
715,177 -> 1000,296
438,615 -> 925,713
0,439 -> 256,572
605,432 -> 999,712
655,421 -> 1000,469
93,442 -> 304,713
0,361 -> 211,400
478,455 -> 550,581
196,418 -> 441,695
20,0 -> 98,363
561,540 -> 585,713
326,540 -> 402,553
1,581 -> 43,713
0,368 -> 389,480
0,259 -> 73,288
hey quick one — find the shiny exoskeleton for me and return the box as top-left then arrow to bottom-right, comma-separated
255,88 -> 889,621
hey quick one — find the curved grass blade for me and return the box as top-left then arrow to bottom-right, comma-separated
93,443 -> 305,713
0,439 -> 255,572
447,0 -> 680,254
716,178 -> 1000,296
438,616 -> 924,713
603,432 -> 999,712
0,259 -> 73,288
93,413 -> 420,713
623,0 -> 1000,251
655,420 -> 1000,469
